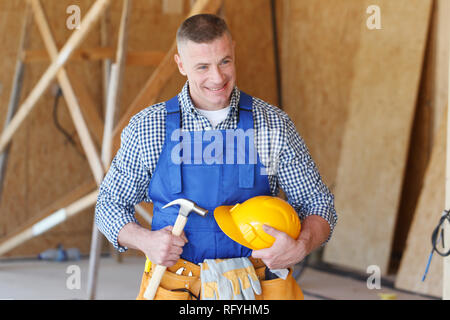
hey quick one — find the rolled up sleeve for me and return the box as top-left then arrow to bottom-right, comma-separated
95,118 -> 151,252
276,114 -> 337,244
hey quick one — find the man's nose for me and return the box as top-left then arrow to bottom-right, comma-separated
210,66 -> 225,83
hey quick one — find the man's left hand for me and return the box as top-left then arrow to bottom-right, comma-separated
251,224 -> 309,270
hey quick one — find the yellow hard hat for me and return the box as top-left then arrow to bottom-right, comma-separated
214,196 -> 301,250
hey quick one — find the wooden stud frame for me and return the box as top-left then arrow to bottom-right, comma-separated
0,0 -> 224,300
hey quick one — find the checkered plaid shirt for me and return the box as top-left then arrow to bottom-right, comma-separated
95,82 -> 337,252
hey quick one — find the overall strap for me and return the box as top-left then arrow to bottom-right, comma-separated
238,91 -> 253,112
165,95 -> 182,194
165,95 -> 181,135
237,91 -> 255,189
164,92 -> 257,193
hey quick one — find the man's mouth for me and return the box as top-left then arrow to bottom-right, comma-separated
206,83 -> 227,93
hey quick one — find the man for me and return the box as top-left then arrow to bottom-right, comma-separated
96,14 -> 337,300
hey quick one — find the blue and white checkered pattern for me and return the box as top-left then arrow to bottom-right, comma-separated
95,82 -> 337,252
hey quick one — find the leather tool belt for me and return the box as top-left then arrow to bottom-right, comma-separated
136,258 -> 304,300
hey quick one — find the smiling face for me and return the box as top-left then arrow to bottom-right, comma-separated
174,33 -> 236,111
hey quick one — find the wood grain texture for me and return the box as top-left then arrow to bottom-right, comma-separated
111,0 -> 278,155
395,107 -> 446,298
322,0 -> 432,274
281,0 -> 364,188
0,0 -> 110,154
112,0 -> 223,155
390,0 -> 450,273
224,0 -> 278,106
0,0 -> 101,257
432,0 -> 450,139
0,0 -> 278,258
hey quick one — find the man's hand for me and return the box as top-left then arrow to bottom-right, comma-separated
143,226 -> 188,267
251,225 -> 308,269
117,223 -> 188,267
251,215 -> 331,269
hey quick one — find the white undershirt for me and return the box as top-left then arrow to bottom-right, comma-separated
196,106 -> 231,129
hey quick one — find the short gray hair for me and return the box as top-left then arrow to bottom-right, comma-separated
176,14 -> 231,45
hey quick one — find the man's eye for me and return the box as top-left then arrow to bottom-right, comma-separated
198,65 -> 208,70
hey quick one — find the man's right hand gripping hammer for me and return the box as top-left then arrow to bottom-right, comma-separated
143,199 -> 208,300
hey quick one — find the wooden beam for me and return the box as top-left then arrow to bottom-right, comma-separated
102,0 -> 131,164
111,0 -> 223,156
0,192 -> 98,257
23,47 -> 114,62
111,40 -> 177,155
135,203 -> 153,225
87,0 -> 132,300
100,6 -> 112,119
29,0 -> 105,185
0,180 -> 97,256
23,48 -> 165,66
0,4 -> 32,199
0,0 -> 155,260
66,71 -> 104,147
0,0 -> 111,154
126,51 -> 166,66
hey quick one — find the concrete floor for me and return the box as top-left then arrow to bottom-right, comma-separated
300,266 -> 437,300
0,256 -> 439,300
0,256 -> 144,300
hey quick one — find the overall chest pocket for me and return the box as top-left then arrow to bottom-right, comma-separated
180,164 -> 221,209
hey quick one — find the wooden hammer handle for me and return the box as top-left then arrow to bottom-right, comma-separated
171,214 -> 188,237
143,215 -> 188,300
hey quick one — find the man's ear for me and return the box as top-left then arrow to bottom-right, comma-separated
174,53 -> 187,76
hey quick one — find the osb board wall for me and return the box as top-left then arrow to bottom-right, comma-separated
432,0 -> 449,139
0,0 -> 192,258
0,0 -> 277,258
395,107 -> 446,299
280,0 -> 364,189
106,0 -> 279,120
105,0 -> 191,120
322,0 -> 432,275
390,0 -> 449,273
394,0 -> 449,292
0,0 -> 102,258
224,0 -> 278,106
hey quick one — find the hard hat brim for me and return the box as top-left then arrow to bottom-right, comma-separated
214,205 -> 254,250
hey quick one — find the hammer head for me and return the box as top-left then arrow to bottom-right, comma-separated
162,199 -> 208,218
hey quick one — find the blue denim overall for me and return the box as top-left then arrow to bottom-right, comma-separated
147,92 -> 271,264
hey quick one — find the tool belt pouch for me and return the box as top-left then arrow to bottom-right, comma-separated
136,259 -> 304,300
136,260 -> 201,300
254,267 -> 304,300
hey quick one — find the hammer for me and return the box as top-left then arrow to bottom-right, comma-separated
143,199 -> 208,300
